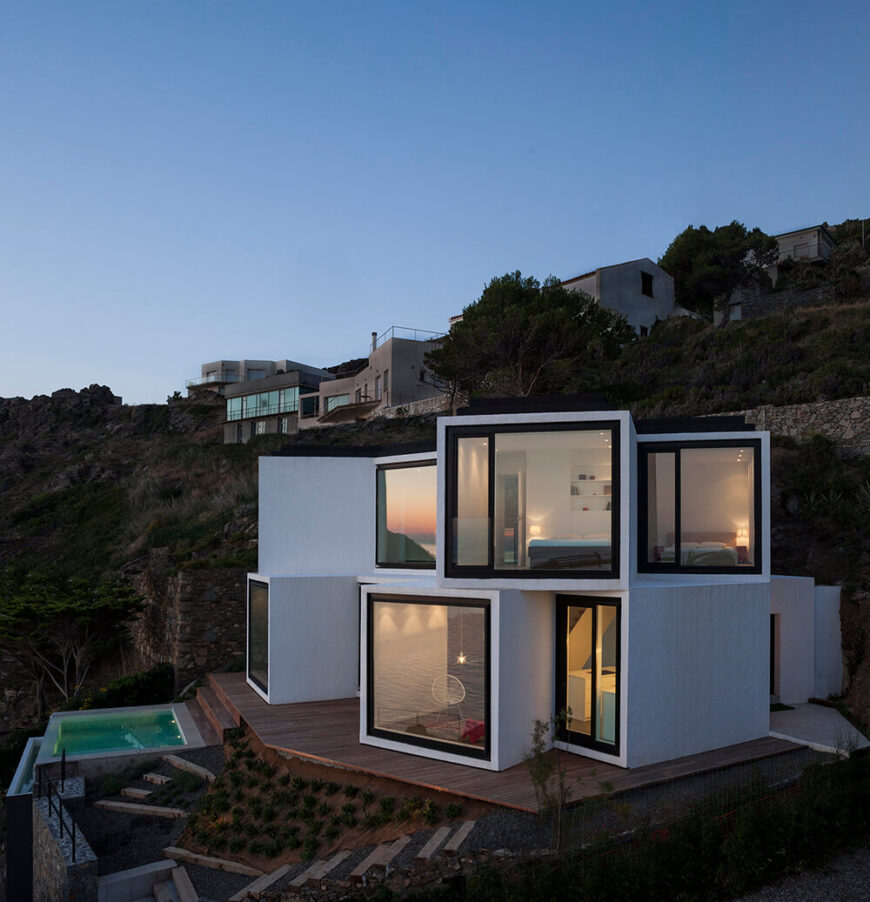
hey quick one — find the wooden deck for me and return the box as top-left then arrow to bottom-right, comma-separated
210,672 -> 800,812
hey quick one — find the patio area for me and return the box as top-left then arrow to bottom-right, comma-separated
208,673 -> 801,812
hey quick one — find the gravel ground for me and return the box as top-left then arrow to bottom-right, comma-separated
734,841 -> 870,901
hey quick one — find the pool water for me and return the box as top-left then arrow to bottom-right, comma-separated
45,708 -> 186,758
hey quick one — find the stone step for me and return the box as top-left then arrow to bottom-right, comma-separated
153,881 -> 173,902
349,835 -> 411,883
162,754 -> 216,783
163,846 -> 263,878
416,826 -> 452,861
144,772 -> 172,786
171,866 -> 198,902
122,787 -> 153,800
196,685 -> 237,741
96,799 -> 187,819
297,849 -> 352,889
229,862 -> 292,900
443,820 -> 476,855
207,674 -> 243,727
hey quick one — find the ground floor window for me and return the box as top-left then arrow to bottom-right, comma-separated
367,596 -> 490,759
556,596 -> 620,753
248,581 -> 269,693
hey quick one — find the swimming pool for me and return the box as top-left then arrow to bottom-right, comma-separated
36,704 -> 191,765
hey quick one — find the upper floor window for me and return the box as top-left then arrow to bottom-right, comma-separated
326,393 -> 350,412
376,462 -> 437,567
639,440 -> 761,572
446,423 -> 619,578
641,271 -> 654,297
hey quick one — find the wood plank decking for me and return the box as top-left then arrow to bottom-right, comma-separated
210,672 -> 799,813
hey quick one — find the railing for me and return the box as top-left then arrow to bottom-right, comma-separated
226,400 -> 298,422
373,326 -> 445,350
777,241 -> 828,262
186,373 -> 238,388
36,756 -> 78,863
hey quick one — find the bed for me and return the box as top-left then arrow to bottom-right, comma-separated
655,531 -> 740,566
527,534 -> 612,570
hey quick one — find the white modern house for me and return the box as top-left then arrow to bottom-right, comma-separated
246,399 -> 842,772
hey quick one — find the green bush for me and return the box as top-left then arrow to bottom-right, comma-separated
100,775 -> 123,795
63,663 -> 175,712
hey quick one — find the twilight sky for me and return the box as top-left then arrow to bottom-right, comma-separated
1,1 -> 867,404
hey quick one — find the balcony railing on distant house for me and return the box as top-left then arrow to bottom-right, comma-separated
186,373 -> 239,388
373,326 -> 445,350
778,241 -> 827,262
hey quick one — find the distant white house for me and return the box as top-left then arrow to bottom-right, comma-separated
562,258 -> 687,335
766,225 -> 837,286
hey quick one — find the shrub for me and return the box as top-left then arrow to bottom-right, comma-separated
64,663 -> 175,712
446,801 -> 463,820
100,775 -> 123,796
310,777 -> 325,792
291,776 -> 307,791
171,770 -> 203,792
325,781 -> 340,795
228,836 -> 245,853
343,784 -> 359,798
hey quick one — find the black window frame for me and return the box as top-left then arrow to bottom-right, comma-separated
366,594 -> 491,761
247,579 -> 269,694
637,438 -> 763,575
375,460 -> 437,570
444,421 -> 621,580
555,595 -> 621,754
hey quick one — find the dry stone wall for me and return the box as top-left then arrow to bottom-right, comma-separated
32,791 -> 97,902
720,395 -> 870,457
129,554 -> 247,690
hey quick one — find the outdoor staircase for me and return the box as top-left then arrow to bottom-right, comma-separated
193,674 -> 241,743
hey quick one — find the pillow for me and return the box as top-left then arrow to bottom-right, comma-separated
700,541 -> 726,548
681,541 -> 700,548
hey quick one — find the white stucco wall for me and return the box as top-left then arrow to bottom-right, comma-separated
814,585 -> 843,700
597,260 -> 676,331
251,575 -> 361,704
626,582 -> 770,768
495,590 -> 556,770
770,575 -> 815,705
258,456 -> 375,575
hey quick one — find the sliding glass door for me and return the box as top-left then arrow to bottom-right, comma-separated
556,596 -> 620,752
248,581 -> 269,693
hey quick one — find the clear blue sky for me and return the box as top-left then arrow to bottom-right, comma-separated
1,1 -> 867,403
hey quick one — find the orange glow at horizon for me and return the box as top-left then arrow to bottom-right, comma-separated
384,465 -> 437,536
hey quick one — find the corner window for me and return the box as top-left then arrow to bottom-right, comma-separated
326,394 -> 350,412
227,397 -> 242,421
376,462 -> 436,568
446,423 -> 620,578
641,271 -> 654,297
368,596 -> 490,759
248,581 -> 269,693
639,441 -> 761,572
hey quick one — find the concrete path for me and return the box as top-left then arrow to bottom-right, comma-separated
770,704 -> 870,755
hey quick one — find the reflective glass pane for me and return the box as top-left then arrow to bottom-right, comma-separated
646,452 -> 675,563
680,447 -> 755,567
248,582 -> 268,692
371,600 -> 487,751
376,465 -> 436,565
566,606 -> 593,736
453,437 -> 489,566
495,429 -> 614,571
596,605 -> 617,744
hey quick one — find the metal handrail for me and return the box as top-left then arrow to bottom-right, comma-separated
186,373 -> 239,388
37,764 -> 77,863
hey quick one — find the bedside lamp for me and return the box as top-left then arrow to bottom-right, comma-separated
529,524 -> 542,538
736,527 -> 749,564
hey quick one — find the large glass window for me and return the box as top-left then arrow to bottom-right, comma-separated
556,597 -> 619,752
447,424 -> 619,577
227,397 -> 242,421
376,463 -> 437,567
641,441 -> 760,571
368,597 -> 489,758
248,581 -> 269,693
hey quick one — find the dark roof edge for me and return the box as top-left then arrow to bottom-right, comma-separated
270,439 -> 437,458
635,415 -> 755,434
456,393 -> 615,416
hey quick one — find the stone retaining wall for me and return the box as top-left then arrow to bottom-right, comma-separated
718,395 -> 870,457
32,783 -> 97,902
373,394 -> 452,419
130,559 -> 247,690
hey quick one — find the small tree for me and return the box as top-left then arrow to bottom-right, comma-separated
524,709 -> 575,852
0,568 -> 141,717
658,221 -> 779,318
